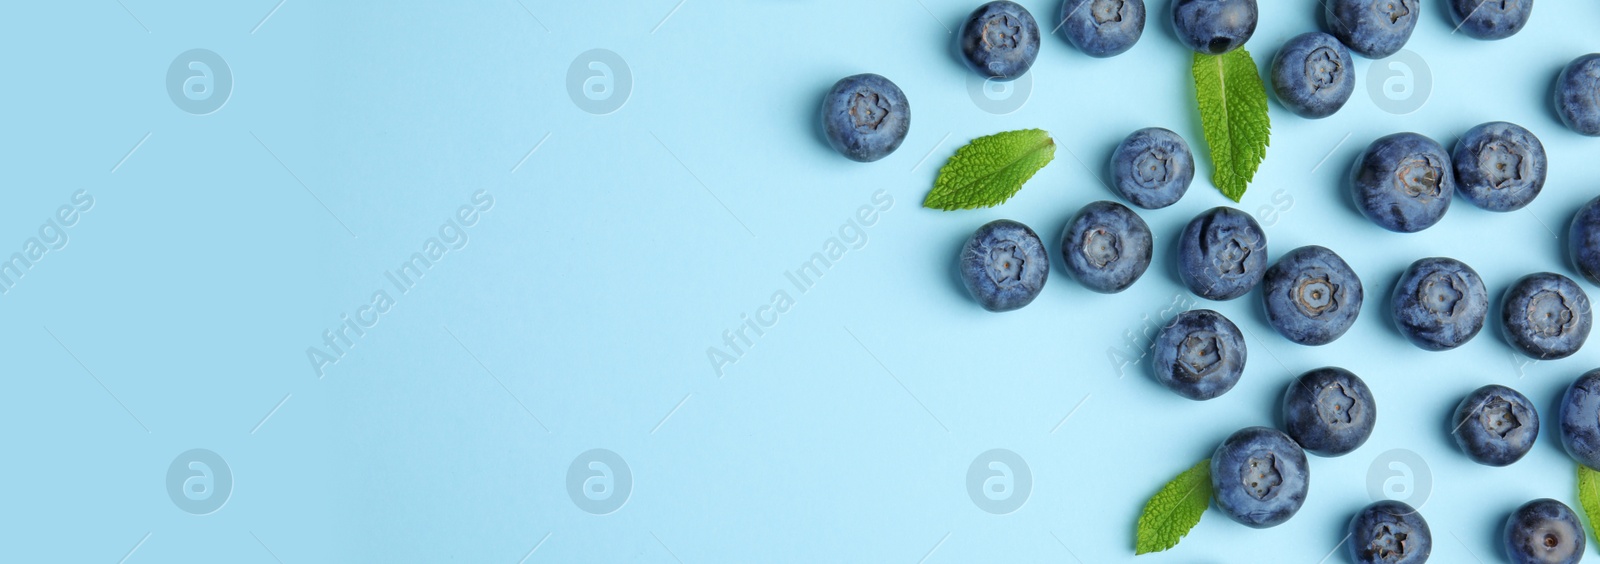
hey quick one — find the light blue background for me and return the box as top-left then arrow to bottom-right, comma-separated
5,0 -> 1600,562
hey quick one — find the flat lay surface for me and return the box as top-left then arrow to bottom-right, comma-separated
7,1 -> 1600,561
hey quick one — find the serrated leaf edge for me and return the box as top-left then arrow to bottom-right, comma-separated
1578,463 -> 1600,544
1134,458 -> 1212,555
923,129 -> 1056,211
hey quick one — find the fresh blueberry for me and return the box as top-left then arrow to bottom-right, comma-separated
1269,32 -> 1355,119
820,74 -> 910,163
1177,207 -> 1268,301
1151,309 -> 1246,400
1452,384 -> 1539,467
1501,272 -> 1592,360
1060,201 -> 1152,293
1324,0 -> 1419,59
1504,499 -> 1585,564
1282,367 -> 1376,457
1058,0 -> 1145,58
1263,246 -> 1363,346
1560,369 -> 1600,471
1450,0 -> 1534,41
1391,257 -> 1489,351
1452,122 -> 1546,212
1350,133 -> 1455,233
1210,426 -> 1309,529
1347,501 -> 1432,564
959,1 -> 1041,81
959,219 -> 1048,312
1555,54 -> 1600,137
1109,127 -> 1194,209
1170,0 -> 1257,55
1571,196 -> 1600,286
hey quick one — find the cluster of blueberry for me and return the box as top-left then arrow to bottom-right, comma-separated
818,1 -> 1600,561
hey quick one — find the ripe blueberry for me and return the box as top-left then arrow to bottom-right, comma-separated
1391,257 -> 1488,351
1177,207 -> 1268,301
1057,0 -> 1145,58
1501,272 -> 1592,360
1570,196 -> 1600,286
1282,367 -> 1376,457
1453,384 -> 1539,467
1450,0 -> 1534,41
1559,369 -> 1600,471
1504,499 -> 1584,564
1263,246 -> 1363,346
1452,122 -> 1546,212
1324,0 -> 1419,59
1152,309 -> 1246,400
1060,201 -> 1152,293
959,1 -> 1041,81
1211,426 -> 1309,529
1170,0 -> 1257,55
1555,54 -> 1600,137
959,219 -> 1048,312
820,74 -> 910,163
1347,500 -> 1432,564
1350,133 -> 1454,233
1109,127 -> 1194,209
1270,32 -> 1355,119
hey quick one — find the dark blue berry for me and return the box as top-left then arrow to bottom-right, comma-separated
959,220 -> 1048,312
1350,133 -> 1454,233
1151,309 -> 1246,400
1057,0 -> 1145,58
1555,54 -> 1600,137
1060,201 -> 1152,293
1170,0 -> 1257,55
1453,122 -> 1545,212
820,74 -> 910,163
1347,500 -> 1432,564
1282,367 -> 1376,457
1453,384 -> 1538,467
1210,426 -> 1309,529
1391,257 -> 1488,351
1501,272 -> 1592,360
1503,499 -> 1584,564
1270,32 -> 1355,119
1109,127 -> 1194,209
1571,196 -> 1600,286
1450,0 -> 1534,41
1324,0 -> 1419,59
1177,207 -> 1268,301
959,1 -> 1041,81
1559,369 -> 1600,471
1263,246 -> 1363,346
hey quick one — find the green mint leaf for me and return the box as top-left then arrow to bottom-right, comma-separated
1135,458 -> 1212,555
1579,463 -> 1600,544
923,128 -> 1056,210
1192,48 -> 1271,202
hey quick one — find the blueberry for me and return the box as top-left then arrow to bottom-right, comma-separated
1282,367 -> 1376,457
1555,54 -> 1600,137
1324,0 -> 1419,59
1151,309 -> 1246,400
1571,196 -> 1600,286
1504,499 -> 1584,564
959,219 -> 1048,312
1177,207 -> 1268,301
1263,246 -> 1363,346
1109,127 -> 1194,209
1347,501 -> 1432,564
1501,272 -> 1592,360
1452,122 -> 1546,212
820,74 -> 910,163
1170,0 -> 1257,55
1560,369 -> 1600,471
1210,426 -> 1309,529
1060,201 -> 1152,293
1450,0 -> 1534,41
1269,32 -> 1355,119
1058,0 -> 1145,58
1350,133 -> 1454,233
1452,384 -> 1539,467
959,1 -> 1041,81
1390,257 -> 1489,351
